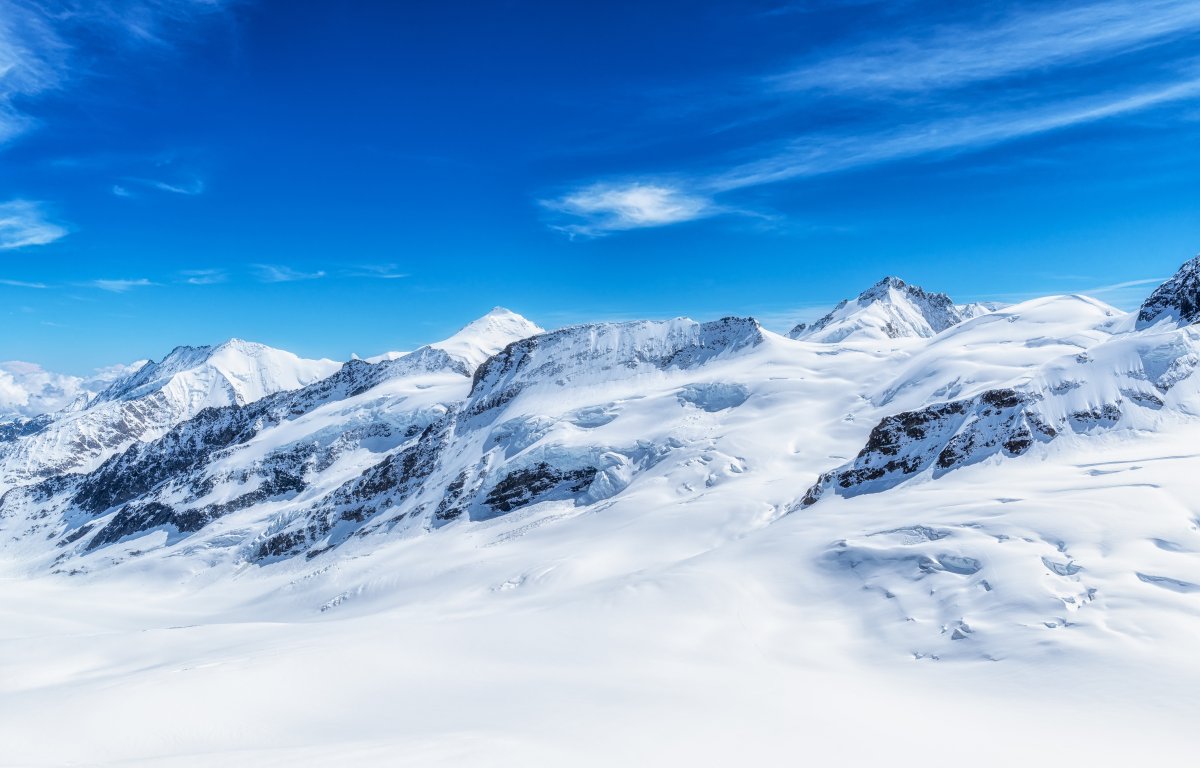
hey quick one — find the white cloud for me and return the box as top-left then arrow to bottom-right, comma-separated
347,264 -> 410,279
140,177 -> 205,195
0,1 -> 68,144
254,264 -> 326,283
0,1 -> 233,147
0,200 -> 68,249
543,183 -> 717,236
0,358 -> 146,420
0,278 -> 48,288
771,0 -> 1200,95
546,1 -> 1200,236
91,278 -> 154,292
549,72 -> 1200,234
181,268 -> 226,285
708,77 -> 1200,192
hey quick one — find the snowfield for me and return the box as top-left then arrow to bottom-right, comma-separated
3,269 -> 1200,766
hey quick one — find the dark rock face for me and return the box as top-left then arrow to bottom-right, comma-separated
800,388 -> 1055,507
482,462 -> 597,516
1138,255 -> 1200,329
0,415 -> 53,444
251,416 -> 454,561
0,346 -> 472,557
86,502 -> 190,550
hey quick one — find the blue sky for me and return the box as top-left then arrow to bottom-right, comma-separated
2,0 -> 1200,373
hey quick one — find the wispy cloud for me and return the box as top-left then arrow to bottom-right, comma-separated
137,177 -> 205,195
346,263 -> 410,279
1079,277 -> 1169,294
0,200 -> 68,249
0,1 -> 67,144
543,183 -> 718,236
181,268 -> 226,285
110,175 -> 206,197
0,278 -> 48,288
706,77 -> 1200,193
770,1 -> 1200,95
254,264 -> 326,283
545,0 -> 1200,235
1,1 -> 235,148
91,278 -> 155,293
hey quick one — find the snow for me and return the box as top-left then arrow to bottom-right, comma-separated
2,291 -> 1200,765
0,340 -> 339,493
92,338 -> 340,409
431,306 -> 544,370
789,275 -> 983,343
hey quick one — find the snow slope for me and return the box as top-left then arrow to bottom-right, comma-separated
2,271 -> 1200,765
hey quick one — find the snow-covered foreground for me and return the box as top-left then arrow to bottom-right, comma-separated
3,424 -> 1200,766
5,268 -> 1200,765
2,441 -> 1200,763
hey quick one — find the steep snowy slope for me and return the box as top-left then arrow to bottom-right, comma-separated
789,276 -> 988,343
1137,252 -> 1200,328
0,340 -> 339,493
431,307 -> 543,369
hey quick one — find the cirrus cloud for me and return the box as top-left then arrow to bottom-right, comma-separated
0,200 -> 68,249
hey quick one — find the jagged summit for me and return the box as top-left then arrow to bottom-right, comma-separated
1137,254 -> 1200,329
789,276 -> 975,343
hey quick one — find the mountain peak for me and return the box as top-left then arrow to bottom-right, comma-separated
430,308 -> 544,371
92,339 -> 339,408
1137,254 -> 1200,329
790,276 -> 965,343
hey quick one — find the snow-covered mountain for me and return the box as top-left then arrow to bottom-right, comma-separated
5,271 -> 1200,765
789,276 -> 999,343
1137,253 -> 1200,328
0,339 -> 339,492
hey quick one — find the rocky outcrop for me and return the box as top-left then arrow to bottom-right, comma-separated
800,388 -> 1057,507
1137,255 -> 1200,329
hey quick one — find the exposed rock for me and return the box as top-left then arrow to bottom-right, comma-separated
1137,255 -> 1200,328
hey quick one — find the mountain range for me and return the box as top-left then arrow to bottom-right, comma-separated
4,260 -> 1200,765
